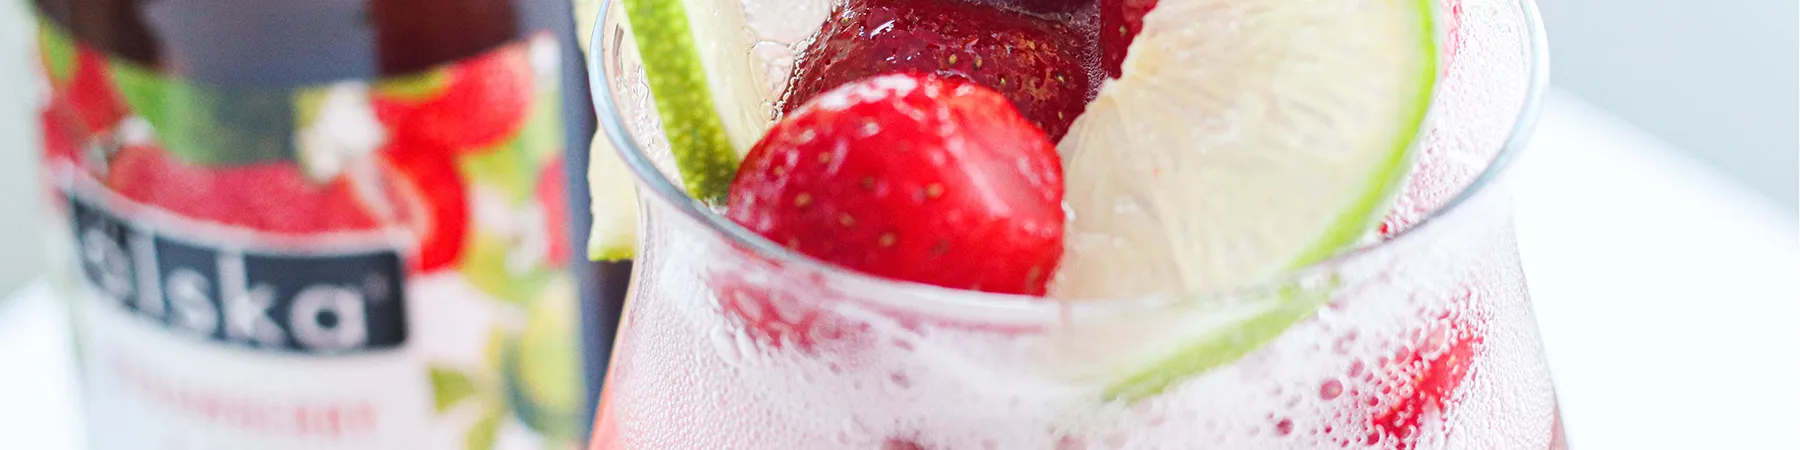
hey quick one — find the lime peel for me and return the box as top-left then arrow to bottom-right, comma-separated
1288,0 -> 1438,268
1101,284 -> 1334,402
619,0 -> 741,203
1051,0 -> 1440,402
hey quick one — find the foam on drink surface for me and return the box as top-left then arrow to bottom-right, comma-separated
600,205 -> 1558,449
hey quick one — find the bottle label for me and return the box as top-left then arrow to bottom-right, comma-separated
36,17 -> 585,450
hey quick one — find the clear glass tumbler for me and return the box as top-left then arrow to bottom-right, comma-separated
584,0 -> 1557,447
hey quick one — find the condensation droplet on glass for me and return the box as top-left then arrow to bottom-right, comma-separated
1320,379 -> 1343,400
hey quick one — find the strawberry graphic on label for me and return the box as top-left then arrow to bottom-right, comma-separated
39,46 -> 128,167
63,48 -> 129,134
40,97 -> 83,166
373,43 -> 534,152
381,135 -> 472,272
103,144 -> 391,234
536,158 -> 573,266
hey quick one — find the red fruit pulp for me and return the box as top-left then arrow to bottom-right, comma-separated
1365,312 -> 1483,449
732,74 -> 1066,296
784,0 -> 1100,141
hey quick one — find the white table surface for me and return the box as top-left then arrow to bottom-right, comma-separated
3,89 -> 1796,448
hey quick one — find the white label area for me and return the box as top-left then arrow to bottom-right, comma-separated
61,191 -> 522,450
73,291 -> 436,450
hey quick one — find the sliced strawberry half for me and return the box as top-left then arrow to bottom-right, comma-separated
784,0 -> 1098,141
372,43 -> 534,151
380,135 -> 472,272
736,74 -> 1065,296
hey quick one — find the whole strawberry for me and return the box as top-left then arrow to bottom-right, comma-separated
1099,0 -> 1157,78
784,0 -> 1098,141
732,74 -> 1065,296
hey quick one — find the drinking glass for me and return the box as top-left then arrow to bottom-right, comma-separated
585,0 -> 1557,447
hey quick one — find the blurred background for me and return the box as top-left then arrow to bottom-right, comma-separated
0,2 -> 1794,294
1,0 -> 1794,296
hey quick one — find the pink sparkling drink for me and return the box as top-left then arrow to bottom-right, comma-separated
584,0 -> 1562,448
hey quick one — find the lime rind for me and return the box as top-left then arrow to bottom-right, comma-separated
1288,0 -> 1439,268
1100,283 -> 1334,402
1057,0 -> 1439,299
588,133 -> 641,261
593,0 -> 772,258
618,0 -> 741,203
575,0 -> 641,260
1051,0 -> 1439,402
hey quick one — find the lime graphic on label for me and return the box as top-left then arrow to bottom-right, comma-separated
502,279 -> 583,441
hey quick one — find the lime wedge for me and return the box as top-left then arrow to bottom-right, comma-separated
616,0 -> 771,203
587,133 -> 640,260
574,0 -> 640,260
1049,0 -> 1437,399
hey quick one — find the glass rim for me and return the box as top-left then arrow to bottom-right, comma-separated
585,0 -> 1550,317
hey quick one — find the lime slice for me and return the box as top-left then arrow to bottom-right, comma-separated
574,0 -> 640,260
587,133 -> 641,260
1049,0 -> 1437,399
616,0 -> 771,203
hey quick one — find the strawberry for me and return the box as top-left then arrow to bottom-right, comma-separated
998,0 -> 1095,14
1364,311 -> 1483,449
731,74 -> 1065,296
372,43 -> 533,151
1099,0 -> 1157,78
784,0 -> 1098,141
